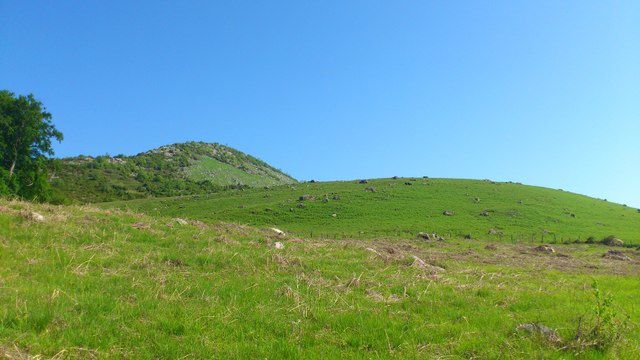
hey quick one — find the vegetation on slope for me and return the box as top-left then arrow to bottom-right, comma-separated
51,141 -> 296,203
1,199 -> 638,358
107,177 -> 640,245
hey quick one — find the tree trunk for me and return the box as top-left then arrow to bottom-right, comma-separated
8,153 -> 16,178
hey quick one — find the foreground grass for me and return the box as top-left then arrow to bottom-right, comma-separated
105,178 -> 640,244
1,200 -> 639,358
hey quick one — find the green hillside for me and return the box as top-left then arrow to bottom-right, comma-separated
1,199 -> 639,358
51,142 -> 296,203
106,177 -> 640,245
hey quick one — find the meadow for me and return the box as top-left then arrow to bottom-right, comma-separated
106,178 -> 640,245
1,197 -> 639,358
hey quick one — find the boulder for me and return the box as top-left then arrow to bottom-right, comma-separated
442,210 -> 454,216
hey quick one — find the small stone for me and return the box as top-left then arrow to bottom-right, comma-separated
174,218 -> 188,225
28,212 -> 45,222
534,245 -> 555,254
270,228 -> 286,237
442,210 -> 454,216
517,323 -> 562,344
274,242 -> 285,250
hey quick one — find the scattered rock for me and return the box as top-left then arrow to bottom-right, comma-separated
474,197 -> 480,203
332,195 -> 340,200
601,236 -> 624,247
480,210 -> 490,217
442,210 -> 454,216
417,232 -> 445,241
484,244 -> 498,251
174,218 -> 189,226
488,228 -> 503,235
296,203 -> 306,208
131,222 -> 150,230
270,228 -> 286,237
404,182 -> 413,186
569,213 -> 576,218
365,247 -> 381,256
321,196 -> 329,203
358,179 -> 368,184
331,213 -> 337,218
534,245 -> 555,254
23,211 -> 45,222
299,195 -> 315,201
517,323 -> 563,344
364,187 -> 376,193
274,242 -> 285,250
190,220 -> 208,229
603,250 -> 631,261
411,255 -> 445,273
165,258 -> 186,267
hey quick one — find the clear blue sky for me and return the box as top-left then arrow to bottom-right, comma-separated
1,1 -> 639,206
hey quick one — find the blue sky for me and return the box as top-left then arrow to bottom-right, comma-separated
1,1 -> 639,206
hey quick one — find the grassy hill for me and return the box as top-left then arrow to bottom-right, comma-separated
1,199 -> 639,358
50,141 -> 296,203
105,177 -> 640,245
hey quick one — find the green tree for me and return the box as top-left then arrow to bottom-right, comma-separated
0,90 -> 63,200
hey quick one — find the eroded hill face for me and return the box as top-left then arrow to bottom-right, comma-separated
51,142 -> 296,203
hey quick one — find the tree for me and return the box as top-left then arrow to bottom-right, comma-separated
0,90 -> 63,200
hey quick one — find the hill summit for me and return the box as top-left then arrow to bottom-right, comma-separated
52,141 -> 296,202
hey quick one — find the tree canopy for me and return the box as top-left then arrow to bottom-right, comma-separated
0,90 -> 63,200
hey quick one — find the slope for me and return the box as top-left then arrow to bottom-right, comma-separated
1,199 -> 639,358
105,177 -> 640,244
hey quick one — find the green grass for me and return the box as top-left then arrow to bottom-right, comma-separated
105,178 -> 640,245
1,199 -> 639,358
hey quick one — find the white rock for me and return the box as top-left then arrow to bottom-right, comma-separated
174,218 -> 189,225
274,242 -> 285,250
30,212 -> 45,222
270,228 -> 286,237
